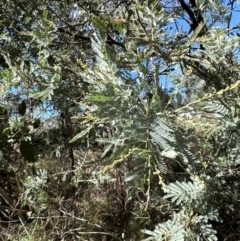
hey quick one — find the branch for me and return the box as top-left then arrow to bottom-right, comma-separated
178,0 -> 207,37
57,27 -> 126,49
0,187 -> 26,223
178,0 -> 198,30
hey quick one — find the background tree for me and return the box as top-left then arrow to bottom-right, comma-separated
0,0 -> 240,240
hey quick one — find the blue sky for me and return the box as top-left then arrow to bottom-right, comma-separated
226,0 -> 240,28
158,0 -> 240,93
5,1 -> 240,118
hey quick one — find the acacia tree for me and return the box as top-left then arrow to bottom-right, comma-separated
0,0 -> 240,240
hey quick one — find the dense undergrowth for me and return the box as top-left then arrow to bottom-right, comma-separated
1,0 -> 240,240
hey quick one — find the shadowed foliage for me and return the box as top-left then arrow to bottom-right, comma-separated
1,0 -> 240,240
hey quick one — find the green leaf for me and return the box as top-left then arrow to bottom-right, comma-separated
87,94 -> 112,102
164,181 -> 201,205
29,85 -> 54,100
0,69 -> 12,82
68,126 -> 92,143
186,18 -> 208,46
161,150 -> 178,159
42,9 -> 48,20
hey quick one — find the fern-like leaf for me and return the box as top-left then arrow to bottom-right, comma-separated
150,117 -> 176,150
142,211 -> 186,241
201,99 -> 230,117
164,180 -> 202,205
